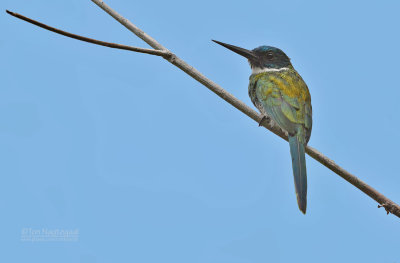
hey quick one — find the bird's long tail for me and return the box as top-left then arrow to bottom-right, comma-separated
288,134 -> 307,214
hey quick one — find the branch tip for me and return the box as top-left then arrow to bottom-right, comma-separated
6,10 -> 166,57
378,204 -> 390,215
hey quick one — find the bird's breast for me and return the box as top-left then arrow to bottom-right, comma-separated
250,70 -> 311,104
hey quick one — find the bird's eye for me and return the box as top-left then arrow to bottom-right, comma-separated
266,52 -> 274,59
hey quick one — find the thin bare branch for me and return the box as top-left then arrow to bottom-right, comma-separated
6,3 -> 400,217
89,1 -> 165,51
90,0 -> 400,217
5,10 -> 169,57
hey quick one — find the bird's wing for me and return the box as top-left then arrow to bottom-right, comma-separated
255,72 -> 312,141
304,103 -> 312,143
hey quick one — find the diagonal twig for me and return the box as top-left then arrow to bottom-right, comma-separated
5,10 -> 169,57
90,0 -> 400,217
6,2 -> 400,217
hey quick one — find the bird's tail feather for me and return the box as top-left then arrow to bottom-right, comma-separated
289,135 -> 307,214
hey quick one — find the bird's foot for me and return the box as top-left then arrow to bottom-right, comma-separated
258,116 -> 268,127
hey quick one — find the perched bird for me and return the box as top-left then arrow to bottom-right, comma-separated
213,40 -> 312,214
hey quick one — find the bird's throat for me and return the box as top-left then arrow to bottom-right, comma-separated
251,67 -> 289,75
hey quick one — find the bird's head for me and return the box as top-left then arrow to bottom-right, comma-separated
212,40 -> 292,73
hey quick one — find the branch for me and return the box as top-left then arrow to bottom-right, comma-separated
90,0 -> 400,217
6,4 -> 400,217
5,10 -> 169,57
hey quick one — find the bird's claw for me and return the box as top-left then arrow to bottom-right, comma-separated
258,116 -> 267,127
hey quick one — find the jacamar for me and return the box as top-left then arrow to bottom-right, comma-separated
213,40 -> 312,214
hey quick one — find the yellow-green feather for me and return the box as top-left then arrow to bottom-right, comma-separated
249,68 -> 312,213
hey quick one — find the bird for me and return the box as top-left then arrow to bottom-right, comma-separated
213,40 -> 312,214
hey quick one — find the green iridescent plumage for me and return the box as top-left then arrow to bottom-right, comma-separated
213,40 -> 313,214
249,69 -> 312,142
249,69 -> 312,213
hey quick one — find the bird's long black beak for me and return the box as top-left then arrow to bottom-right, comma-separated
212,40 -> 257,60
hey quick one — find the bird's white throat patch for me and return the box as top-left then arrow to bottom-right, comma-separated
251,67 -> 289,74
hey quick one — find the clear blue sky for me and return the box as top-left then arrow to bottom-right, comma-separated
2,0 -> 400,262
